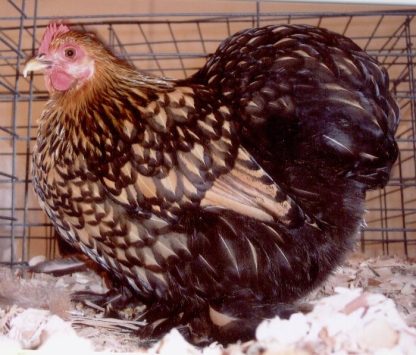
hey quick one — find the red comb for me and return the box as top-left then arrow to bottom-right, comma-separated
38,22 -> 70,55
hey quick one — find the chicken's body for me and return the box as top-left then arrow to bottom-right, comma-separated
26,24 -> 398,343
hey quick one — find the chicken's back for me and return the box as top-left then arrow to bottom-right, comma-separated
193,25 -> 399,216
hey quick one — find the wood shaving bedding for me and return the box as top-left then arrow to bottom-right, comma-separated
0,255 -> 415,353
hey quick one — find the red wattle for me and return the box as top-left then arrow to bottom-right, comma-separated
50,70 -> 75,91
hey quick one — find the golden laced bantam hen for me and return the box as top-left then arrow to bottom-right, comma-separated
23,22 -> 399,344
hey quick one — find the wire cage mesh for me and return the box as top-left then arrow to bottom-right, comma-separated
0,1 -> 415,265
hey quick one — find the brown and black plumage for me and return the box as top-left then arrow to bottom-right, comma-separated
24,23 -> 399,343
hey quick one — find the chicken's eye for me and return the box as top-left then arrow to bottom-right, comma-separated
64,48 -> 76,58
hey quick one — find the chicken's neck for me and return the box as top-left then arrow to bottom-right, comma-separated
40,64 -> 176,155
51,61 -> 174,114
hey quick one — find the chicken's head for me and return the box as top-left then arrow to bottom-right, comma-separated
23,23 -> 96,93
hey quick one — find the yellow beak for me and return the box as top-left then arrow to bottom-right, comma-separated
23,56 -> 52,78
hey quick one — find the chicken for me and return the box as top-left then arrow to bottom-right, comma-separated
23,23 -> 399,344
